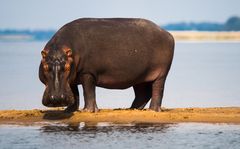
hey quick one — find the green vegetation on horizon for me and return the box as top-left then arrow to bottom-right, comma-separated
163,16 -> 240,31
0,16 -> 239,41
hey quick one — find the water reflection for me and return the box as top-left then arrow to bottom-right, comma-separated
1,123 -> 239,149
40,122 -> 174,135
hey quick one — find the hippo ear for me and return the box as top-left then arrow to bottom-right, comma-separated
41,49 -> 48,58
63,46 -> 72,57
62,46 -> 73,71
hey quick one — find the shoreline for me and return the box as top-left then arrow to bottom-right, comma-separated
1,31 -> 240,42
0,107 -> 239,125
170,31 -> 240,41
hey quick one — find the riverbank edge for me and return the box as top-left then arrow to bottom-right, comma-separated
0,107 -> 239,125
170,31 -> 240,41
1,31 -> 240,42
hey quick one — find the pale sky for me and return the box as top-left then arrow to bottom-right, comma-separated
1,0 -> 240,29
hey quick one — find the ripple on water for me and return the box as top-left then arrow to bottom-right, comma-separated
0,123 -> 240,149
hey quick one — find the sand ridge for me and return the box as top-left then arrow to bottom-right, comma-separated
170,31 -> 240,41
0,107 -> 239,125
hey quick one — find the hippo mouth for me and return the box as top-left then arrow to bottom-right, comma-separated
42,97 -> 74,107
42,87 -> 75,107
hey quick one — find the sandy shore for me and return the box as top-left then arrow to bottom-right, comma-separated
170,31 -> 240,41
1,31 -> 240,42
0,107 -> 239,125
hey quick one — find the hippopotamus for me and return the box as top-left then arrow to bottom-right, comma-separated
39,18 -> 174,112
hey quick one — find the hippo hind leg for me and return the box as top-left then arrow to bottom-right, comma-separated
149,75 -> 167,112
130,82 -> 152,110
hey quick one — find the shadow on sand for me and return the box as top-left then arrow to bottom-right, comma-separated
42,110 -> 73,120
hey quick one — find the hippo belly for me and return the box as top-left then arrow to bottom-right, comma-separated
96,67 -> 162,89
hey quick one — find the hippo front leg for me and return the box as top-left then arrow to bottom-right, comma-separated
82,74 -> 99,112
64,85 -> 79,113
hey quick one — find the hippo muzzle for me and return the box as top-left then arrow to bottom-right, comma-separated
42,85 -> 74,107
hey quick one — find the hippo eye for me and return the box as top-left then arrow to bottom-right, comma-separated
41,50 -> 48,58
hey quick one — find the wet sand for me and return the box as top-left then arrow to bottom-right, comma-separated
0,107 -> 239,125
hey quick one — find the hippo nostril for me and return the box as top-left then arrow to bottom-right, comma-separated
60,94 -> 65,99
50,95 -> 55,100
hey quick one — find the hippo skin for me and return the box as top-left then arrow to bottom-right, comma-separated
39,18 -> 174,112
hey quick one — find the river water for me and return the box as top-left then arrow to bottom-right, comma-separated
0,123 -> 239,149
0,41 -> 240,148
0,41 -> 239,109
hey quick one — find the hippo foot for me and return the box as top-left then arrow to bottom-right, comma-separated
64,105 -> 79,113
149,105 -> 162,112
82,106 -> 99,113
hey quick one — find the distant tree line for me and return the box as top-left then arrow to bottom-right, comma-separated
224,16 -> 240,31
0,16 -> 240,41
0,30 -> 55,41
163,16 -> 240,31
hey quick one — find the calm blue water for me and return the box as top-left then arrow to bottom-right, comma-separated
0,41 -> 240,149
0,41 -> 240,110
0,123 -> 239,149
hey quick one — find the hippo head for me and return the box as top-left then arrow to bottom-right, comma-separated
39,46 -> 74,107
